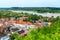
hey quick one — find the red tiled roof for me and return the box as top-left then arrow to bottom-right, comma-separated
17,20 -> 26,24
0,26 -> 4,32
26,22 -> 32,25
4,22 -> 8,25
36,23 -> 43,27
16,20 -> 32,25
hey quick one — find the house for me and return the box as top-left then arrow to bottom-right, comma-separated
0,18 -> 5,22
48,16 -> 54,22
22,16 -> 28,19
17,20 -> 26,24
3,21 -> 8,26
0,25 -> 4,32
34,21 -> 43,28
39,17 -> 44,22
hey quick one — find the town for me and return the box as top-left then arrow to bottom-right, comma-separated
0,15 -> 54,37
0,10 -> 60,40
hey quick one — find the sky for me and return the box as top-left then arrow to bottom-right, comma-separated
0,0 -> 60,8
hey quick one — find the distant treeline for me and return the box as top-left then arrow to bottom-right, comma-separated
0,7 -> 60,13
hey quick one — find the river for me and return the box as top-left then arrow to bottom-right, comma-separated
11,10 -> 60,18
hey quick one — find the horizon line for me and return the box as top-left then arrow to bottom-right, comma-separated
0,7 -> 60,8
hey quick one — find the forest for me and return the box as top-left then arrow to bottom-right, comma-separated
0,7 -> 60,13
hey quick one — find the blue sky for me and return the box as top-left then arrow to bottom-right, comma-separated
0,0 -> 60,8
